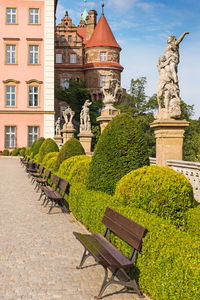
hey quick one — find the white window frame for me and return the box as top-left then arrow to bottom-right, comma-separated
5,126 -> 16,148
70,53 -> 77,64
29,45 -> 39,64
100,75 -> 107,88
61,78 -> 69,89
29,86 -> 39,107
28,126 -> 39,147
6,8 -> 17,24
6,45 -> 16,64
29,8 -> 39,24
100,52 -> 106,62
56,53 -> 62,64
6,86 -> 16,107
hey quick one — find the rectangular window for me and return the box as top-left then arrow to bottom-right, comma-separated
100,52 -> 106,62
6,8 -> 17,24
6,45 -> 16,64
70,53 -> 77,64
68,35 -> 72,43
29,8 -> 39,24
56,53 -> 62,63
61,36 -> 65,42
29,45 -> 39,64
100,75 -> 107,88
29,86 -> 39,107
28,126 -> 39,147
5,126 -> 16,148
61,78 -> 69,89
6,86 -> 16,107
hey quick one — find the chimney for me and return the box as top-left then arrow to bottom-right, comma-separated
86,10 -> 97,41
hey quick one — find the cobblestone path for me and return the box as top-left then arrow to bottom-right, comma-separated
0,157 -> 150,300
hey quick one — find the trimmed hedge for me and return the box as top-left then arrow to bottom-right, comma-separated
30,137 -> 45,158
19,148 -> 26,156
86,113 -> 149,195
54,138 -> 85,171
185,205 -> 200,237
68,183 -> 200,300
25,147 -> 31,156
11,148 -> 20,156
114,165 -> 195,226
2,149 -> 9,156
58,155 -> 91,186
37,138 -> 59,163
42,152 -> 59,168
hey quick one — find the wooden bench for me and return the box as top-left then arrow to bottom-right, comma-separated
39,174 -> 60,203
73,207 -> 147,299
43,178 -> 69,214
30,165 -> 44,183
35,169 -> 51,192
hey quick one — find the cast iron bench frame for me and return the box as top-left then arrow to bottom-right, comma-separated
73,207 -> 147,299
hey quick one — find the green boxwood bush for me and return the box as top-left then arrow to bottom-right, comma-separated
54,138 -> 85,171
11,148 -> 20,156
184,205 -> 200,237
37,138 -> 59,163
19,147 -> 26,156
30,137 -> 45,158
86,113 -> 149,195
25,147 -> 31,156
42,152 -> 59,168
114,165 -> 196,226
58,155 -> 91,186
2,149 -> 9,156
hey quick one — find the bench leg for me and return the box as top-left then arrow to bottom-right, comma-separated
76,249 -> 91,269
95,267 -> 118,299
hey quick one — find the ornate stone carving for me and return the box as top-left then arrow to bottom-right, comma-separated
155,32 -> 189,120
80,99 -> 92,132
55,117 -> 61,136
63,106 -> 75,126
101,71 -> 123,110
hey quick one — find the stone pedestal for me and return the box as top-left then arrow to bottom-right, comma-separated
78,131 -> 94,154
150,119 -> 189,167
97,107 -> 120,133
54,135 -> 63,149
61,123 -> 76,144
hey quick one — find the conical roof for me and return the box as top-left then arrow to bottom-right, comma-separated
85,15 -> 121,49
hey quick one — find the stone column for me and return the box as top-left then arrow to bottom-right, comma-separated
150,119 -> 189,166
78,131 -> 94,154
97,107 -> 120,133
61,123 -> 76,144
54,135 -> 63,149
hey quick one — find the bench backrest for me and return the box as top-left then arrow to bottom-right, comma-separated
39,165 -> 44,174
102,207 -> 147,251
58,178 -> 69,194
51,174 -> 60,188
44,169 -> 51,179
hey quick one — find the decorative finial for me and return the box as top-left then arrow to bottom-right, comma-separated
101,0 -> 104,15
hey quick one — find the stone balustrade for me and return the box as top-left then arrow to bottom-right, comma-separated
149,157 -> 200,202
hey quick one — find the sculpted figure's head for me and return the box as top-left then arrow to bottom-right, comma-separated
167,35 -> 176,44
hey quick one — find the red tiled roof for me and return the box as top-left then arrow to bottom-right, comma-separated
85,15 -> 121,49
77,27 -> 87,44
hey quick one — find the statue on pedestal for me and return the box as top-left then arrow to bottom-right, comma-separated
55,117 -> 61,136
155,32 -> 189,119
80,99 -> 92,132
63,106 -> 75,126
101,71 -> 123,111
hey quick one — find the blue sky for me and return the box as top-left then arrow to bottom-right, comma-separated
56,0 -> 200,119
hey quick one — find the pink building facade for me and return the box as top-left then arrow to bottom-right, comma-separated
0,0 -> 56,151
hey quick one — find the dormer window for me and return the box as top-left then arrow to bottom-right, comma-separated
100,52 -> 106,62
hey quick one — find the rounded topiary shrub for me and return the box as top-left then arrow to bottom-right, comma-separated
42,152 -> 59,167
54,138 -> 85,171
11,148 -> 20,156
86,113 -> 149,195
114,165 -> 196,226
25,147 -> 31,156
2,149 -> 9,156
30,137 -> 45,158
58,155 -> 91,185
37,138 -> 59,163
19,147 -> 26,156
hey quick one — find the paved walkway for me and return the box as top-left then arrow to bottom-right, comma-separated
0,157 -> 150,300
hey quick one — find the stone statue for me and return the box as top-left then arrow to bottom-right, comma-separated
63,106 -> 75,125
101,71 -> 123,110
55,117 -> 61,136
155,32 -> 189,119
80,99 -> 92,132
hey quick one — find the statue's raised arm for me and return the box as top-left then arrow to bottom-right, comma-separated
176,32 -> 189,46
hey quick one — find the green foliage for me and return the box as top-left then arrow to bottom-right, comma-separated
54,138 -> 85,171
37,138 -> 59,163
30,137 -> 45,158
183,119 -> 200,161
87,113 -> 149,195
42,152 -> 59,168
45,156 -> 58,172
11,148 -> 20,156
19,147 -> 26,156
2,149 -> 9,156
184,205 -> 200,237
57,155 -> 90,185
55,79 -> 90,122
34,153 -> 39,162
25,147 -> 31,156
114,165 -> 195,226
